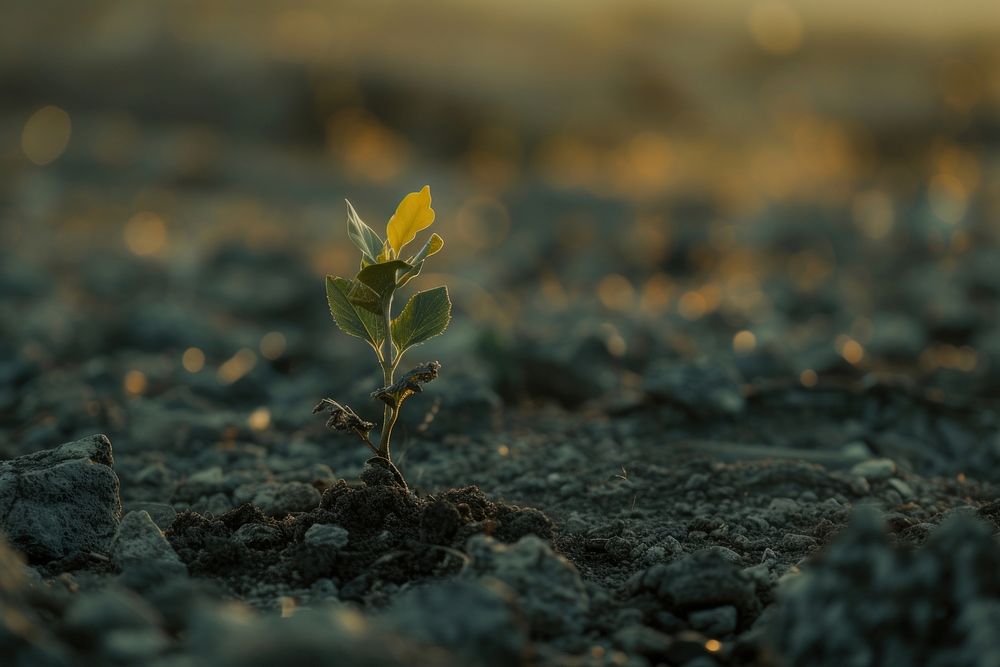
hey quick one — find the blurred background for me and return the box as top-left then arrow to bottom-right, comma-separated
2,0 -> 1000,459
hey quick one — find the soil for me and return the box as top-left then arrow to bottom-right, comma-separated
3,17 -> 1000,663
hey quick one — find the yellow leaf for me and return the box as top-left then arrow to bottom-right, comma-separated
387,185 -> 435,256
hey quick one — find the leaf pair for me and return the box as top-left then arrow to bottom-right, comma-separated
328,276 -> 451,357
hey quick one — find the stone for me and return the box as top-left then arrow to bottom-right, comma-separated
304,524 -> 350,549
643,357 -> 745,417
886,478 -> 915,500
638,549 -> 758,623
111,511 -> 187,581
122,501 -> 176,529
850,458 -> 896,482
613,624 -> 673,659
0,434 -> 121,562
111,510 -> 187,590
384,579 -> 527,667
465,534 -> 589,638
688,605 -> 738,636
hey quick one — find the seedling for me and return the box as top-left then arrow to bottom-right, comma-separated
314,186 -> 451,489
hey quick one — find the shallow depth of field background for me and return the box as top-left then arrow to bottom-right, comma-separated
2,0 -> 1000,420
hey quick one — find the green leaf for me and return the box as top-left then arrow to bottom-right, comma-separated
398,233 -> 444,288
347,280 -> 382,315
391,286 -> 451,354
346,200 -> 383,263
356,259 -> 412,301
326,276 -> 385,350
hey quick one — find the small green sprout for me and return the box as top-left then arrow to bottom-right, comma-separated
314,186 -> 451,489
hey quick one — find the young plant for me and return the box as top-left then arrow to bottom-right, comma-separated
314,186 -> 451,489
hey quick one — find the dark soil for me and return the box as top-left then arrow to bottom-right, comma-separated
166,480 -> 552,602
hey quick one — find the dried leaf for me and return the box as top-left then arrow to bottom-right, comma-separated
371,361 -> 441,408
313,399 -> 375,436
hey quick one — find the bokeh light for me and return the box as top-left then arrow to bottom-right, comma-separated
21,105 -> 71,165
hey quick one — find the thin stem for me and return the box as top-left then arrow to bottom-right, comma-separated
377,295 -> 395,458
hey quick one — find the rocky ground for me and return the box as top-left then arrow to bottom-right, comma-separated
3,12 -> 1000,660
3,202 -> 1000,665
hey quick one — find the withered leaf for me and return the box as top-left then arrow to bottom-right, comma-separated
313,399 -> 375,436
371,361 -> 441,409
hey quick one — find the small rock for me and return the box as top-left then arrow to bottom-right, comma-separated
850,458 -> 896,482
112,511 -> 187,585
886,478 -> 915,501
767,498 -> 799,520
840,441 -> 873,459
0,434 -> 122,562
688,605 -> 738,636
384,579 -> 527,667
613,624 -> 673,659
637,549 -> 758,622
123,501 -> 176,529
465,534 -> 589,638
304,524 -> 350,549
643,358 -> 745,417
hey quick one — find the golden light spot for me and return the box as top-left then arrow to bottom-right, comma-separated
497,445 -> 510,457
124,211 -> 168,256
705,639 -> 722,653
612,131 -> 674,199
678,291 -> 707,320
248,407 -> 271,431
957,472 -> 967,483
733,330 -> 757,355
606,332 -> 627,357
599,323 -> 628,358
22,105 -> 71,166
334,608 -> 368,636
852,190 -> 894,240
218,348 -> 257,384
597,274 -> 635,311
260,331 -> 287,360
839,338 -> 864,365
640,274 -> 674,314
124,370 -> 147,396
748,1 -> 803,55
800,369 -> 818,387
956,346 -> 978,372
326,109 -> 408,184
928,173 -> 968,225
182,347 -> 205,373
279,596 -> 297,618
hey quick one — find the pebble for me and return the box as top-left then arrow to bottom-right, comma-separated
688,605 -> 738,635
851,458 -> 897,482
304,524 -> 350,549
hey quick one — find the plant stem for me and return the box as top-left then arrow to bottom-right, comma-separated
378,296 -> 396,458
